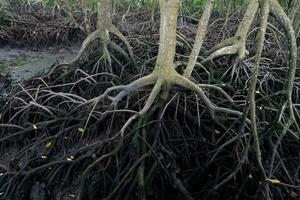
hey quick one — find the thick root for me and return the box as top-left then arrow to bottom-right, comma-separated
93,69 -> 248,136
120,78 -> 163,135
69,29 -> 103,65
202,36 -> 249,81
173,74 -> 248,122
202,0 -> 258,80
91,74 -> 157,106
203,36 -> 249,64
110,25 -> 136,65
64,25 -> 135,68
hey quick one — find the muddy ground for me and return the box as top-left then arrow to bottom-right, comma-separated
0,3 -> 300,200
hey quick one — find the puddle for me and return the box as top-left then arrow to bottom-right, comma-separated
0,45 -> 79,83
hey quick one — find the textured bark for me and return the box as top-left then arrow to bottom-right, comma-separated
270,0 -> 297,122
248,0 -> 270,198
155,0 -> 180,69
97,0 -> 112,32
184,0 -> 214,78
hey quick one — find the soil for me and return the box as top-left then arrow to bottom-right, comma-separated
0,45 -> 79,82
0,2 -> 300,200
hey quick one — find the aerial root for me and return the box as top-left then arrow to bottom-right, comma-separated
120,78 -> 163,135
71,29 -> 103,65
202,36 -> 249,80
171,172 -> 194,200
203,37 -> 249,62
98,74 -> 157,105
109,41 -> 130,61
58,25 -> 135,68
84,67 -> 249,139
109,25 -> 136,65
87,71 -> 248,138
173,74 -> 248,122
197,84 -> 234,103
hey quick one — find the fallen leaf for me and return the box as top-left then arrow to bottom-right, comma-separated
45,141 -> 52,149
68,193 -> 76,198
78,127 -> 85,135
33,124 -> 37,130
67,156 -> 74,161
266,178 -> 281,184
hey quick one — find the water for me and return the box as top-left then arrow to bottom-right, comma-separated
0,45 -> 79,82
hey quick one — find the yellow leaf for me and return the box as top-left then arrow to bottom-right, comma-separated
214,129 -> 220,134
45,141 -> 52,149
266,178 -> 281,184
67,156 -> 74,161
68,193 -> 76,198
0,192 -> 4,196
33,124 -> 37,130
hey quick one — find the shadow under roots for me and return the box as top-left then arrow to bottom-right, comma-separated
0,63 -> 271,199
0,48 -> 299,199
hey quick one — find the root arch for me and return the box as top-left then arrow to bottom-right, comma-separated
64,0 -> 135,71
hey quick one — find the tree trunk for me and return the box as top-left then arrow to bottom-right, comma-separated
155,0 -> 180,69
66,0 -> 134,69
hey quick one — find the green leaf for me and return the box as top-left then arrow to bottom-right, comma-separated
78,127 -> 85,135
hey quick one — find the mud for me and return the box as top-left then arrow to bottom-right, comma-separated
0,45 -> 79,82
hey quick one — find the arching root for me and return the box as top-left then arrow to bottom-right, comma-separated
203,36 -> 249,64
92,68 -> 248,136
202,36 -> 249,80
173,74 -> 247,122
76,65 -> 248,198
202,0 -> 258,80
63,25 -> 135,68
91,74 -> 157,107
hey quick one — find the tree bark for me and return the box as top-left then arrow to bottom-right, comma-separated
184,0 -> 214,78
155,0 -> 180,69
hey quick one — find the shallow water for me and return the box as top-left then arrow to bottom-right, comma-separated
0,45 -> 79,82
